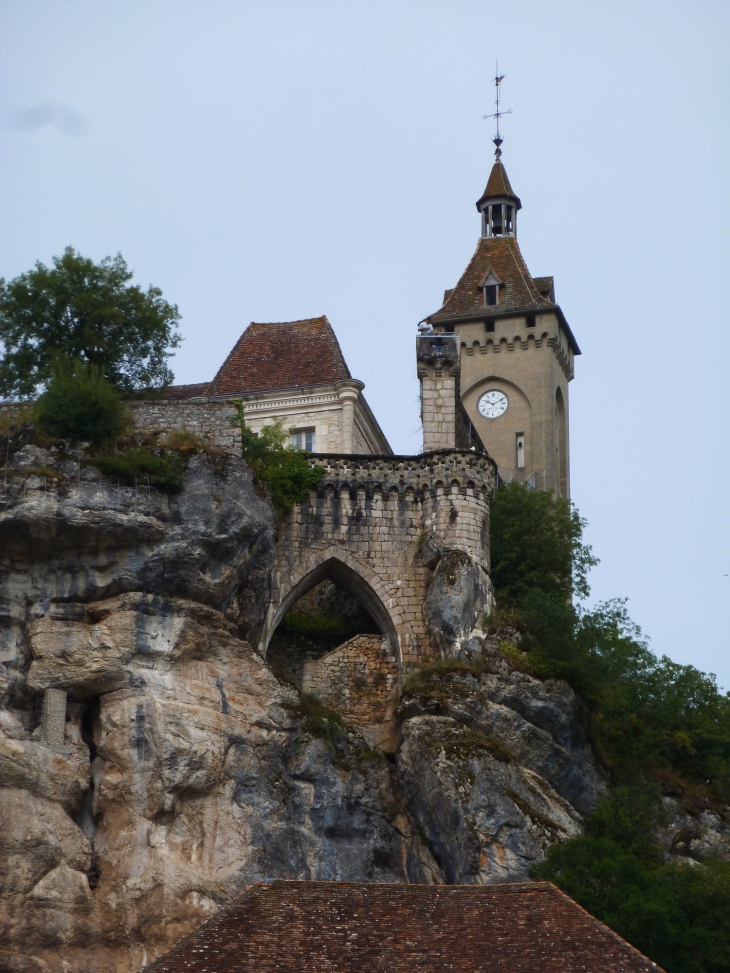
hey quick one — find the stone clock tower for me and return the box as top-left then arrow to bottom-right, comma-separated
418,144 -> 580,497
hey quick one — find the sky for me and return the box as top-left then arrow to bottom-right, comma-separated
1,0 -> 729,688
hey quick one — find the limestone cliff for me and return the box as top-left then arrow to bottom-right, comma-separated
0,446 -> 611,972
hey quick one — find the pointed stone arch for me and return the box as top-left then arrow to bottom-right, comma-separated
259,548 -> 403,664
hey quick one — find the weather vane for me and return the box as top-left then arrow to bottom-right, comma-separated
483,64 -> 512,160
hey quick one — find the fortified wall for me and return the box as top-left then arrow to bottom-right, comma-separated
262,449 -> 496,668
128,400 -> 239,452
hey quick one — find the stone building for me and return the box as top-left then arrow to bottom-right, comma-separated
131,316 -> 391,455
420,150 -> 580,496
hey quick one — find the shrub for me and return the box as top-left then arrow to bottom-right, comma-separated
490,484 -> 730,802
35,358 -> 124,444
90,448 -> 183,492
162,429 -> 204,451
284,693 -> 350,748
230,400 -> 323,516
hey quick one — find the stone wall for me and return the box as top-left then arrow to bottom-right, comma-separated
302,634 -> 400,749
417,335 -> 460,451
128,400 -> 239,451
262,449 -> 497,669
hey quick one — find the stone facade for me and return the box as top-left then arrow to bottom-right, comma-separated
457,313 -> 572,495
262,449 -> 496,670
234,381 -> 390,455
416,336 -> 460,451
302,634 -> 400,749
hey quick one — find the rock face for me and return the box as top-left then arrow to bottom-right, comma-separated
1,445 -> 603,972
423,550 -> 493,656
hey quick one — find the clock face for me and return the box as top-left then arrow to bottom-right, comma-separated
478,389 -> 509,419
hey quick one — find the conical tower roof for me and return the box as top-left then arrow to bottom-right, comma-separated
476,161 -> 521,211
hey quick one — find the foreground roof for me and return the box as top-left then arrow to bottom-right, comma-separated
205,316 -> 352,397
145,880 -> 661,973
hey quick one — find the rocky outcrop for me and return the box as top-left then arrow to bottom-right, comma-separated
423,550 -> 493,656
0,443 -> 602,972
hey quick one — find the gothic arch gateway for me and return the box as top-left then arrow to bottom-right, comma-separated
261,553 -> 399,660
259,450 -> 496,671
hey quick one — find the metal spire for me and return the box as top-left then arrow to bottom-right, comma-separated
482,65 -> 512,160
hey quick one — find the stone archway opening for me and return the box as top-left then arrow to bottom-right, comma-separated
266,578 -> 380,689
264,557 -> 402,749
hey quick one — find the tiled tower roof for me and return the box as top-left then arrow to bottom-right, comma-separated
145,880 -> 663,973
428,236 -> 553,324
476,160 -> 522,209
206,316 -> 352,397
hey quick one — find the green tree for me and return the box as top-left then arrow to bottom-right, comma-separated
490,483 -> 730,796
230,400 -> 323,516
35,357 -> 124,444
490,481 -> 597,604
0,247 -> 181,398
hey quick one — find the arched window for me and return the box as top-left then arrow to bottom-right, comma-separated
556,387 -> 568,497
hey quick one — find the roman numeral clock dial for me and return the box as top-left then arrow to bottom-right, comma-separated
477,389 -> 509,419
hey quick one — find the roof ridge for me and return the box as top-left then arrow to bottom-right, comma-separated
249,315 -> 329,327
506,237 -> 541,309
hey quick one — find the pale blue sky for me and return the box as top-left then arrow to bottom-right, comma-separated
1,1 -> 729,687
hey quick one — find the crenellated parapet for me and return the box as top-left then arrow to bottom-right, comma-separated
309,449 -> 495,501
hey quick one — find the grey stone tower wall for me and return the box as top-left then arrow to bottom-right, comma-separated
417,335 -> 460,450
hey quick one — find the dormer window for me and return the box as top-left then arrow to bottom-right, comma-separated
480,268 -> 502,307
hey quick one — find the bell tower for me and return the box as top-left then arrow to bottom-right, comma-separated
419,77 -> 580,496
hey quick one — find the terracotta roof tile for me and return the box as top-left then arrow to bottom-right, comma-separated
477,161 -> 522,209
206,316 -> 352,397
427,236 -> 554,324
144,881 -> 662,973
533,276 -> 555,301
164,382 -> 211,400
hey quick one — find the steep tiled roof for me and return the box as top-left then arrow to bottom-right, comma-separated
206,316 -> 352,397
532,276 -> 555,301
427,236 -> 554,324
145,881 -> 662,973
476,161 -> 521,209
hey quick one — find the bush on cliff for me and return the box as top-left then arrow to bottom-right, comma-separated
490,482 -> 730,803
230,400 -> 323,516
35,357 -> 124,444
534,789 -> 730,973
90,447 -> 184,492
491,483 -> 730,973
